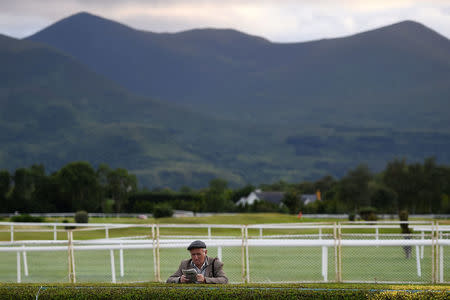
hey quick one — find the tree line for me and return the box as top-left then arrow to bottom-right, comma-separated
0,157 -> 449,215
0,162 -> 137,214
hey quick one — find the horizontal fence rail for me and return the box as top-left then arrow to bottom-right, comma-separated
0,221 -> 448,284
2,213 -> 450,219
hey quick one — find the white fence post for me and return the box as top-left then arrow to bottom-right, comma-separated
338,222 -> 342,282
152,225 -> 157,281
10,225 -> 14,242
421,231 -> 424,259
322,246 -> 328,282
16,251 -> 21,283
54,225 -> 57,241
241,226 -> 245,283
105,226 -> 109,239
22,246 -> 28,277
67,231 -> 76,283
217,246 -> 222,262
120,244 -> 124,277
333,222 -> 338,282
439,230 -> 443,283
110,249 -> 116,283
416,245 -> 421,277
156,224 -> 161,282
439,244 -> 443,283
245,226 -> 250,283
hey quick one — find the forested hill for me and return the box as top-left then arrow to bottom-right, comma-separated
2,13 -> 450,189
27,12 -> 450,129
0,34 -> 292,188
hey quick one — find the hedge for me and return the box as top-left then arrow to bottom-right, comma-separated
0,284 -> 448,300
10,214 -> 45,222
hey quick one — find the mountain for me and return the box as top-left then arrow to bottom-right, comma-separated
27,13 -> 450,129
0,34 -> 299,188
1,13 -> 450,189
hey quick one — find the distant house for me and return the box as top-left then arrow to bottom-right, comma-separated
300,194 -> 318,206
236,189 -> 285,206
237,190 -> 320,207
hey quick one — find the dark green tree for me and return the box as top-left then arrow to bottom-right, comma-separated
382,158 -> 438,213
107,168 -> 138,213
260,180 -> 289,191
205,178 -> 232,212
11,168 -> 34,212
422,157 -> 444,213
96,163 -> 112,212
407,163 -> 424,213
337,164 -> 373,213
0,170 -> 11,212
31,173 -> 60,212
296,181 -> 315,194
58,162 -> 102,212
314,175 -> 337,200
382,159 -> 409,211
370,185 -> 398,213
282,190 -> 302,214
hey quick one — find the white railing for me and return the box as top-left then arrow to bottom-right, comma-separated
2,213 -> 450,219
0,221 -> 448,284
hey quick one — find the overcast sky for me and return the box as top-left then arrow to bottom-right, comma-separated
1,0 -> 449,42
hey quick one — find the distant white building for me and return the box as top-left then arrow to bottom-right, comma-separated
300,194 -> 318,206
237,190 -> 320,207
236,189 -> 285,206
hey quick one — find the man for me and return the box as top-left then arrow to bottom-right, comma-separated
166,240 -> 228,284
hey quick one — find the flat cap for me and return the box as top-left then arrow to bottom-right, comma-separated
187,240 -> 206,250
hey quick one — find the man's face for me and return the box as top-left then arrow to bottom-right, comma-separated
190,248 -> 207,267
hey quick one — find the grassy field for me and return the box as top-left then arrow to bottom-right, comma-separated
0,244 -> 448,284
1,213 -> 330,241
3,213 -> 446,241
0,214 -> 448,284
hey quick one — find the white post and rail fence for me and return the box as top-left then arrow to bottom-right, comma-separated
0,221 -> 449,284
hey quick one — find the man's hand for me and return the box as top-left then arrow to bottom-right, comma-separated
196,274 -> 205,283
180,275 -> 190,283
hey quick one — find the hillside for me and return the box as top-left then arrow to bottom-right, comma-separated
26,13 -> 450,129
1,13 -> 450,188
0,34 -> 298,188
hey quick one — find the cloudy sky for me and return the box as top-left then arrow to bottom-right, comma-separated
1,0 -> 449,42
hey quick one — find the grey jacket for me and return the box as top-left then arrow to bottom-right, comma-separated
166,256 -> 228,284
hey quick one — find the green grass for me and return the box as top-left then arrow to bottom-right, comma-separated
1,214 -> 448,284
44,213 -> 322,224
1,213 -> 444,241
1,244 -> 448,284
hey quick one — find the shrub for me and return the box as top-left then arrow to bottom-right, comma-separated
10,214 -> 44,222
399,210 -> 410,234
62,219 -> 76,230
153,203 -> 173,218
0,284 -> 447,299
74,210 -> 89,223
348,213 -> 356,221
359,207 -> 377,221
133,200 -> 154,213
398,210 -> 409,221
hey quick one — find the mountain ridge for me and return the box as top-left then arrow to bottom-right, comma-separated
1,34 -> 312,188
26,12 -> 450,128
1,12 -> 449,188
